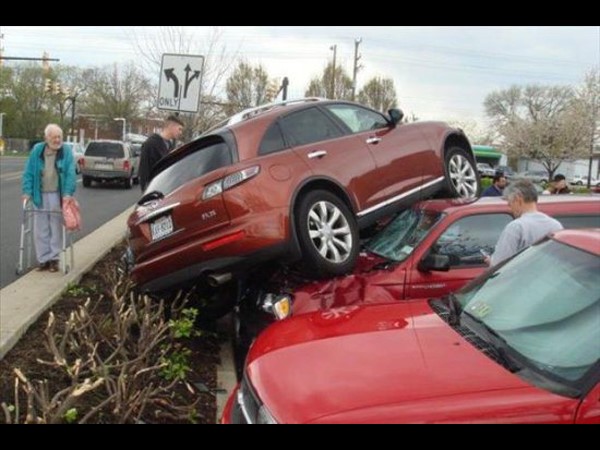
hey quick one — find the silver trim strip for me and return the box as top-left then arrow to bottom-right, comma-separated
357,177 -> 445,217
237,390 -> 253,424
135,202 -> 181,226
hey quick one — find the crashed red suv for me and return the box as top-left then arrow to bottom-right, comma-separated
126,98 -> 480,295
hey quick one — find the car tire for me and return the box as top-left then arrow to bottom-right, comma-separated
82,176 -> 91,188
295,190 -> 359,278
443,146 -> 480,198
124,174 -> 133,189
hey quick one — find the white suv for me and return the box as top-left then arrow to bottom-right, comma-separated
81,140 -> 140,189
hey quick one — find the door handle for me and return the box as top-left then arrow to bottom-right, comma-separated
366,137 -> 381,145
308,150 -> 327,159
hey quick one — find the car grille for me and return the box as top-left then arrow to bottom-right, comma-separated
231,375 -> 260,424
429,299 -> 505,367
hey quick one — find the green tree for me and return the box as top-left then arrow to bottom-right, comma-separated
484,84 -> 588,179
357,77 -> 397,112
224,61 -> 271,116
305,63 -> 353,100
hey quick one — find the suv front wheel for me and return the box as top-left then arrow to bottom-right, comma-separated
444,146 -> 480,198
296,190 -> 359,278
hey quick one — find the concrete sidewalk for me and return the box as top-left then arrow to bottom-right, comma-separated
0,204 -> 236,422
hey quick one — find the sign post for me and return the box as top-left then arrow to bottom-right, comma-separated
158,53 -> 205,113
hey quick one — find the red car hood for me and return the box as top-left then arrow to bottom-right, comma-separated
246,300 -> 561,423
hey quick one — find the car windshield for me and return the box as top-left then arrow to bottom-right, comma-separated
456,238 -> 600,385
365,208 -> 443,262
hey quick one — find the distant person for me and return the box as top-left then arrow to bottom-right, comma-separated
138,115 -> 184,191
481,173 -> 507,197
484,179 -> 563,266
542,173 -> 571,195
21,124 -> 77,273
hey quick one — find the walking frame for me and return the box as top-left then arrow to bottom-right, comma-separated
16,199 -> 74,275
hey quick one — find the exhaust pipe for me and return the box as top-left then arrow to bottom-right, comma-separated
207,272 -> 233,287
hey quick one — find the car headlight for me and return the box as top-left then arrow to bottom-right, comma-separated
261,293 -> 293,320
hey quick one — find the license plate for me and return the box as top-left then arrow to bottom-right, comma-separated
151,215 -> 173,241
95,163 -> 112,170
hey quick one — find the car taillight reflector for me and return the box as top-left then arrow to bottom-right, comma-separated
202,166 -> 260,201
202,230 -> 246,251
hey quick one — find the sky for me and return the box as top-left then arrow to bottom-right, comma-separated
1,26 -> 599,127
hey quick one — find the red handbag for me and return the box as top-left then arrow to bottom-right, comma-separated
62,197 -> 81,231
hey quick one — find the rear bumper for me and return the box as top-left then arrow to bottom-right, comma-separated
82,169 -> 129,179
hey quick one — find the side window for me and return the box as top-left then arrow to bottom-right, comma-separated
258,122 -> 288,155
555,215 -> 600,229
279,108 -> 343,146
433,214 -> 512,267
324,104 -> 389,133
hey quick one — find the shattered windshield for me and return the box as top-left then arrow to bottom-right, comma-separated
365,208 -> 443,262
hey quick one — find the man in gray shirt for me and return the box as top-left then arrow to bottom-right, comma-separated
486,179 -> 563,266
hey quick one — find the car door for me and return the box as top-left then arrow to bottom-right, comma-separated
322,103 -> 437,208
278,106 -> 379,211
406,212 -> 512,299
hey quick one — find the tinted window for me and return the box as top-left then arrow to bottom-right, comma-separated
324,104 -> 388,133
433,213 -> 512,267
258,122 -> 287,155
85,142 -> 124,158
279,108 -> 342,146
146,141 -> 232,196
555,214 -> 600,229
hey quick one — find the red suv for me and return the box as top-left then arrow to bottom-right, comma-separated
223,229 -> 600,423
126,98 -> 480,296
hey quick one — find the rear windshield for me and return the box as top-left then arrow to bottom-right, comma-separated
146,140 -> 233,196
86,142 -> 124,158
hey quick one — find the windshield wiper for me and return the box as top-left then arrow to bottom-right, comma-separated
443,293 -> 462,326
464,313 -> 522,373
138,190 -> 164,205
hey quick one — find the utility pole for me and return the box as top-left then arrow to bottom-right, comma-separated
352,38 -> 363,101
282,77 -> 289,101
330,45 -> 337,99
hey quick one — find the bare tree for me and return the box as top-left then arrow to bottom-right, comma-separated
130,26 -> 239,139
224,61 -> 271,116
357,77 -> 397,112
484,84 -> 588,179
84,63 -> 153,132
574,69 -> 600,185
449,118 -> 497,146
304,63 -> 353,100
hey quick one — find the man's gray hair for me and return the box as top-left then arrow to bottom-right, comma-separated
503,178 -> 539,203
44,123 -> 63,138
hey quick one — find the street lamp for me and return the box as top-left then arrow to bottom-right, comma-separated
114,117 -> 126,142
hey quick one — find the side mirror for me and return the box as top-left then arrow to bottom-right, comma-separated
388,108 -> 404,126
418,253 -> 450,272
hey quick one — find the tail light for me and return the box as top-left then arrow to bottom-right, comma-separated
123,160 -> 130,171
202,166 -> 260,200
80,158 -> 85,168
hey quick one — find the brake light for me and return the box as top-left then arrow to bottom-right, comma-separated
123,160 -> 130,171
80,158 -> 85,168
202,166 -> 260,200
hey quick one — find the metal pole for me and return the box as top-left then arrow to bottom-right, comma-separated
70,97 -> 76,141
282,77 -> 289,101
0,112 -> 5,137
330,45 -> 337,99
352,38 -> 362,101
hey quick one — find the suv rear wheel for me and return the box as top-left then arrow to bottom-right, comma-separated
296,190 -> 359,277
444,146 -> 480,198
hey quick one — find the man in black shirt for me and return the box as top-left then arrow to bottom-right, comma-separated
138,115 -> 184,191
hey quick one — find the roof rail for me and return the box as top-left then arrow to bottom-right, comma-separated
200,97 -> 326,136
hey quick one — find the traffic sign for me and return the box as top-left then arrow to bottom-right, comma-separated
158,53 -> 205,113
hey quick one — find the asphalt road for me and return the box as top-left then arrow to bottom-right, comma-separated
0,156 -> 142,289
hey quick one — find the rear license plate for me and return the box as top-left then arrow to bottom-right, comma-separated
95,163 -> 112,170
151,215 -> 173,241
